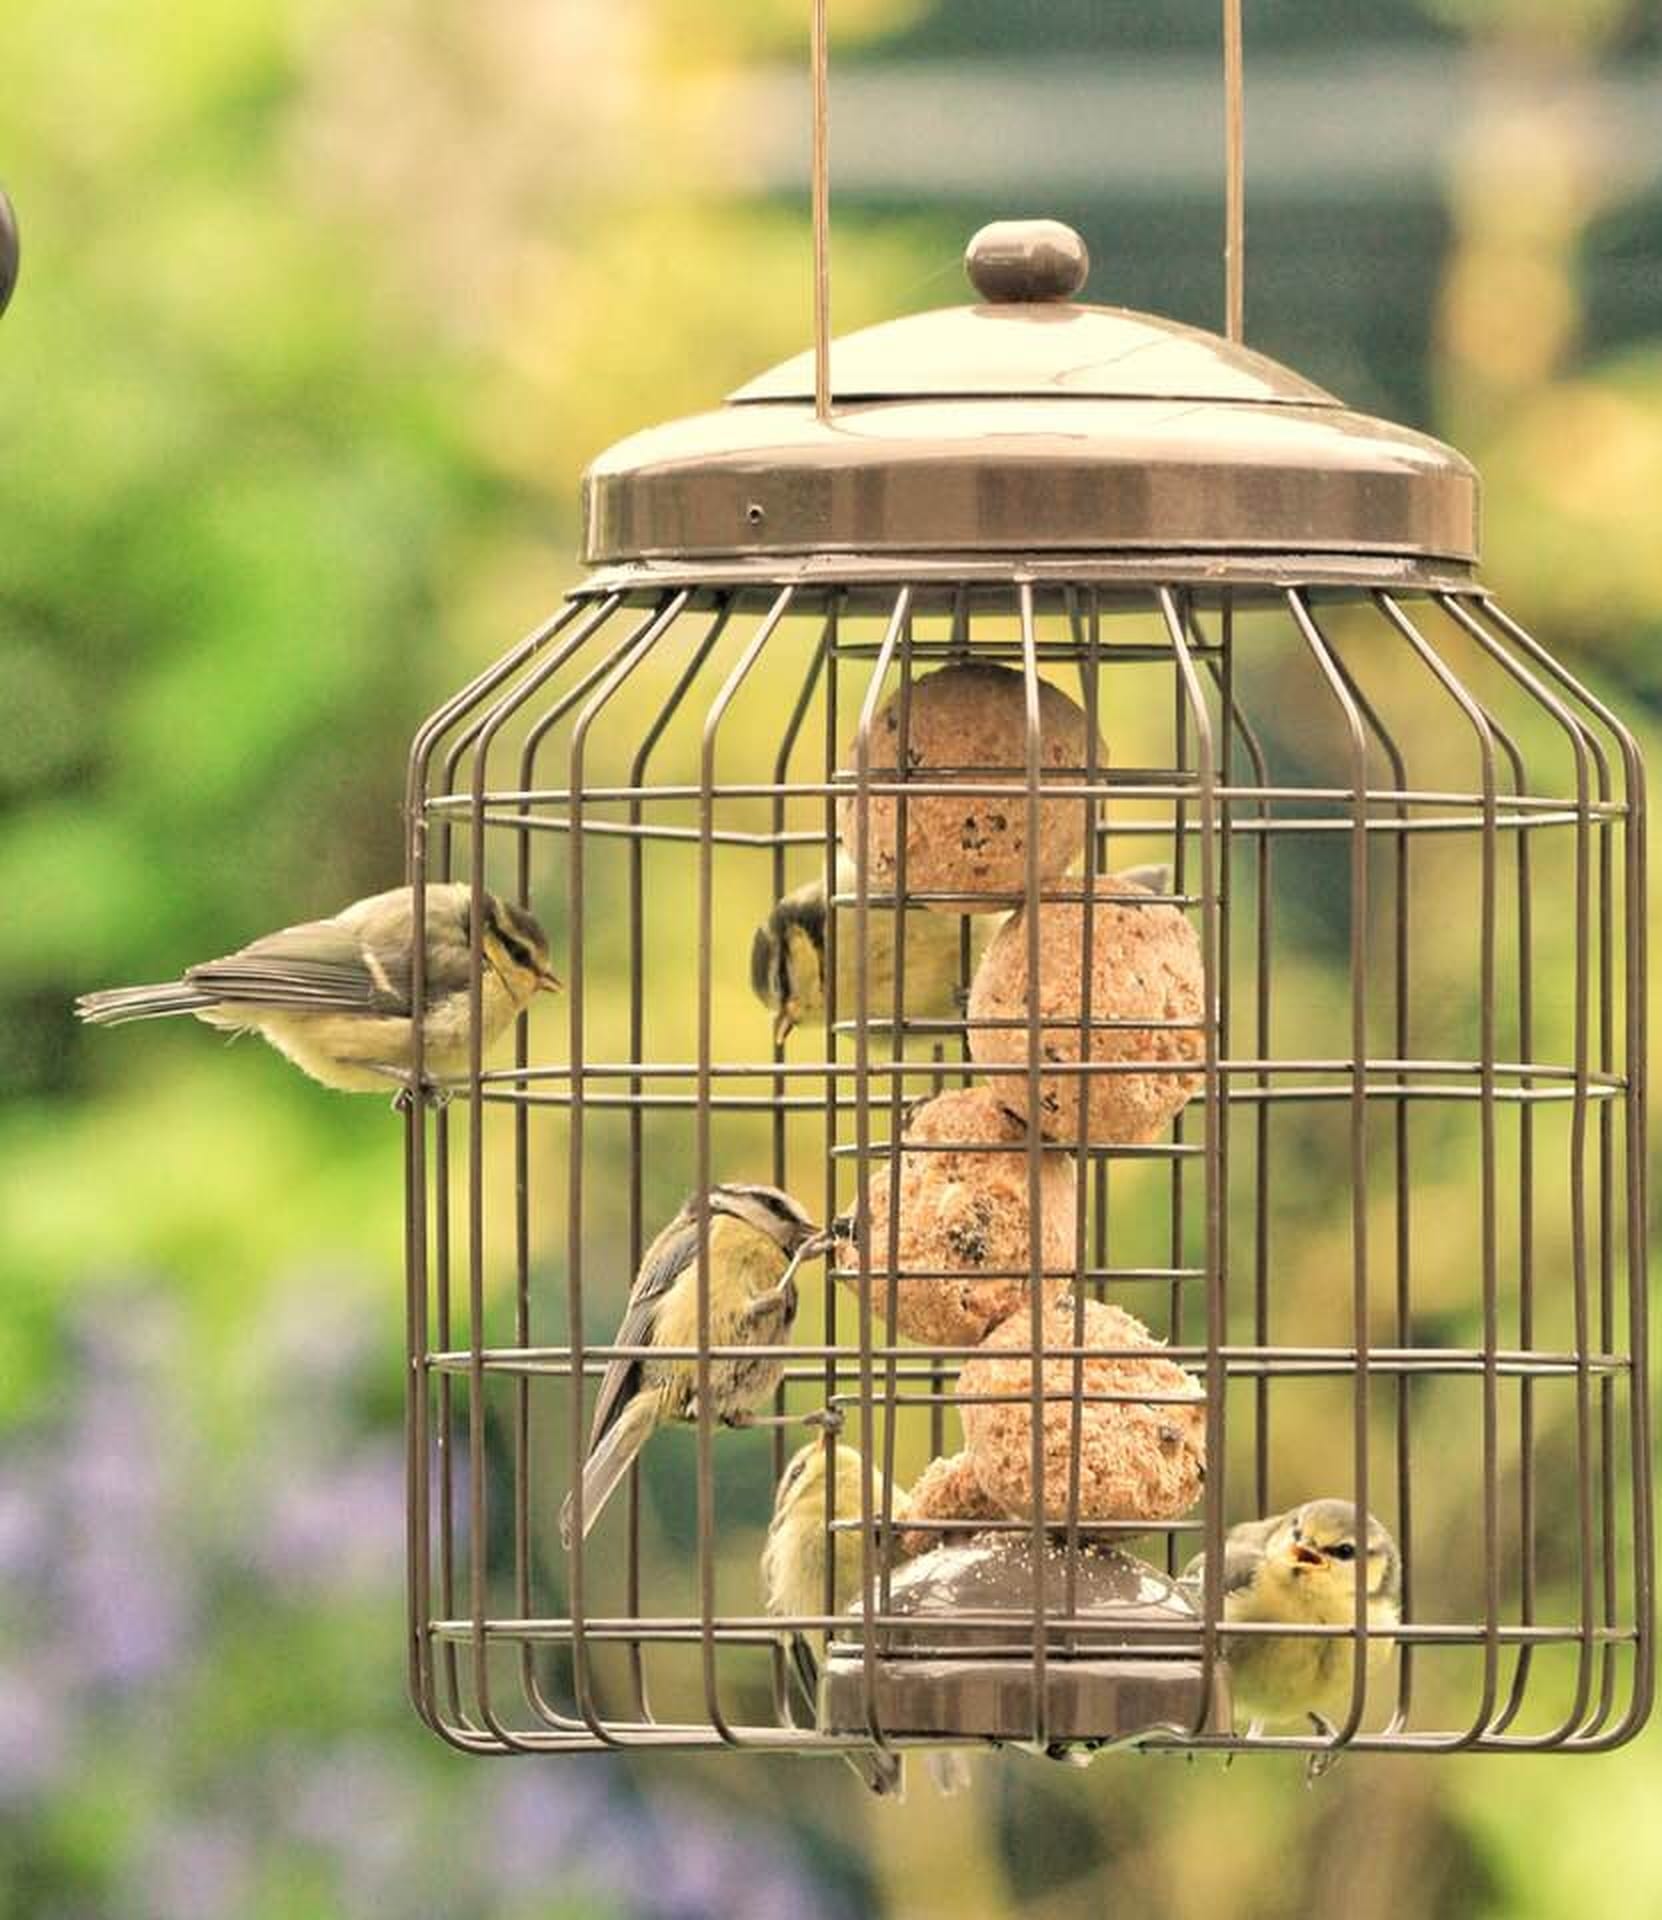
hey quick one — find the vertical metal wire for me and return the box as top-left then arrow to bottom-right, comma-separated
1322,629 -> 1416,1731
1286,591 -> 1377,1753
1206,625 -> 1275,1520
405,593 -> 606,1747
1165,620 -> 1191,1583
617,605 -> 733,1723
694,587 -> 796,1747
1017,583 -> 1050,1746
1474,598 -> 1651,1749
1440,595 -> 1597,1745
877,609 -> 914,1619
1189,597 -> 1232,1632
1373,593 -> 1501,1746
462,601 -> 672,1752
513,597 -> 698,1740
565,591 -> 691,1744
820,591 -> 845,1613
1159,588 -> 1225,1741
1062,585 -> 1102,1625
850,587 -> 910,1764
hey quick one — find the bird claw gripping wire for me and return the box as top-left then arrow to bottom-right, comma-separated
379,1069 -> 455,1114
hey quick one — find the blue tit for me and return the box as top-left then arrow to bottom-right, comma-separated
1183,1498 -> 1402,1740
560,1185 -> 825,1547
763,1439 -> 905,1798
75,883 -> 558,1099
750,854 -> 970,1046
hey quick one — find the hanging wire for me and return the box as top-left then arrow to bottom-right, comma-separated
811,0 -> 832,419
1223,0 -> 1246,341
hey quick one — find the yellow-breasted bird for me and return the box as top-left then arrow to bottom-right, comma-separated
1182,1498 -> 1402,1742
75,883 -> 558,1098
763,1440 -> 904,1798
560,1185 -> 825,1547
750,854 -> 969,1046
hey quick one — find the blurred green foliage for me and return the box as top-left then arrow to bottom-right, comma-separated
0,1 -> 1658,1917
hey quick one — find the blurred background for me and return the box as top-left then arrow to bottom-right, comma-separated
1,1 -> 1658,1915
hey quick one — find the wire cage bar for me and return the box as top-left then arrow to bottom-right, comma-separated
401,570 -> 1650,1764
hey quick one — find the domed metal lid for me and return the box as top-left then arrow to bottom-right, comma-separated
581,219 -> 1478,582
732,222 -> 1336,410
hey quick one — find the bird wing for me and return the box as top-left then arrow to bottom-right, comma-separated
583,1209 -> 700,1454
1181,1510 -> 1285,1597
186,916 -> 414,1016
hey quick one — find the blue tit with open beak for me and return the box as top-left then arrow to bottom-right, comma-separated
1183,1498 -> 1402,1744
561,1185 -> 830,1547
75,883 -> 559,1101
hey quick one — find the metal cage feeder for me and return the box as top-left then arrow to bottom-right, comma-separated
402,214 -> 1650,1768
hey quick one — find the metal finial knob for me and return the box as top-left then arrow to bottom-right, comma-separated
965,219 -> 1089,305
0,191 -> 18,319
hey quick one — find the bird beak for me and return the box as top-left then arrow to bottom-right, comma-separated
1289,1543 -> 1326,1570
772,1007 -> 797,1047
795,1226 -> 837,1262
537,966 -> 563,994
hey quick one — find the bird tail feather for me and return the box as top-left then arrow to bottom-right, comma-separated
849,1745 -> 905,1798
560,1395 -> 659,1548
785,1632 -> 903,1798
786,1632 -> 822,1719
75,983 -> 211,1025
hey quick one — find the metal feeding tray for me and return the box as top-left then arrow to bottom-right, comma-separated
821,1534 -> 1231,1748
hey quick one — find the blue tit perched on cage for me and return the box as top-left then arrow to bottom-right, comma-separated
1183,1498 -> 1402,1740
75,882 -> 559,1099
763,1440 -> 905,1797
750,853 -> 969,1046
560,1185 -> 826,1547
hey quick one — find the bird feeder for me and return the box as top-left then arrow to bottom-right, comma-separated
401,71 -> 1649,1765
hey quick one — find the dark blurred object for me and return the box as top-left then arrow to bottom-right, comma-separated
0,188 -> 17,316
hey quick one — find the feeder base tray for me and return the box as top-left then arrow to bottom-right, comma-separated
821,1653 -> 1230,1746
820,1534 -> 1232,1744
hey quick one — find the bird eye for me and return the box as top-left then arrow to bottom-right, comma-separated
1329,1542 -> 1356,1561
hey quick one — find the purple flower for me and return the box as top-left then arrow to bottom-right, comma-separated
252,1442 -> 405,1594
132,1815 -> 256,1920
0,1474 -> 46,1579
0,1665 -> 68,1804
484,1763 -> 617,1899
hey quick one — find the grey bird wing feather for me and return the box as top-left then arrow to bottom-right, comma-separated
558,1208 -> 701,1548
185,917 -> 415,1015
582,1210 -> 700,1455
1181,1510 -> 1284,1595
786,1630 -> 822,1718
75,884 -> 477,1026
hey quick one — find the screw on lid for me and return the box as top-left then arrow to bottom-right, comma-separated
965,219 -> 1089,304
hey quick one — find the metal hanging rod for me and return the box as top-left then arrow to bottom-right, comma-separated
1223,0 -> 1246,341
